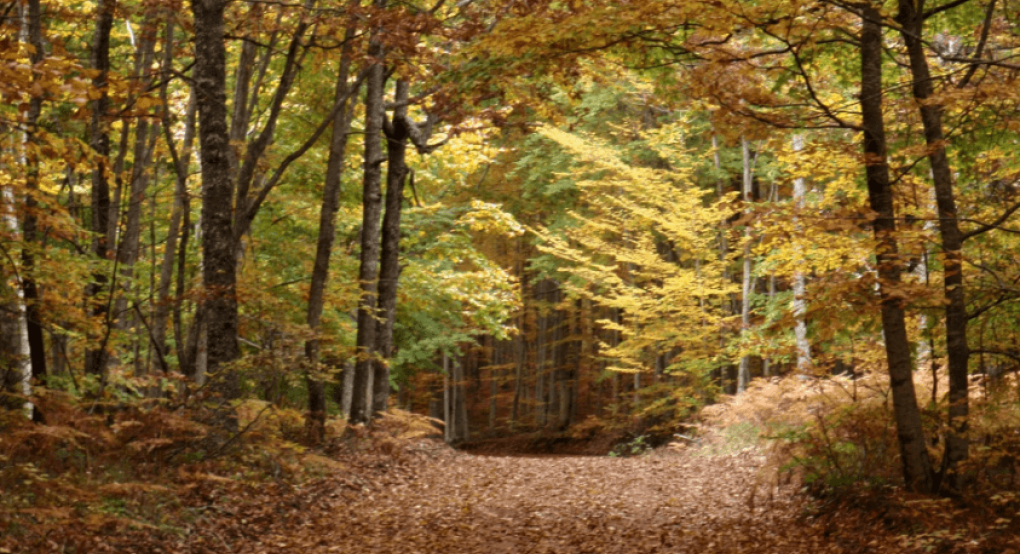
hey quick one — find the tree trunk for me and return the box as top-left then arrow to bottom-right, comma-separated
84,0 -> 116,377
489,340 -> 499,432
1,184 -> 30,412
114,39 -> 160,358
737,137 -> 753,392
859,6 -> 934,493
454,355 -> 469,442
350,8 -> 387,424
305,19 -> 358,438
896,0 -> 970,492
443,351 -> 451,442
373,78 -> 411,417
791,134 -> 812,374
20,0 -> 47,391
192,0 -> 241,401
154,25 -> 197,372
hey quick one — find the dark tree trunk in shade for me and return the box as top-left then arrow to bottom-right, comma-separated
896,0 -> 970,491
192,0 -> 241,400
859,7 -> 934,493
306,21 -> 358,438
84,0 -> 115,377
350,6 -> 387,424
372,79 -> 410,417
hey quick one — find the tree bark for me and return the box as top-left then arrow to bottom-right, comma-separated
859,6 -> 934,493
791,134 -> 812,374
737,137 -> 753,392
192,0 -> 241,400
896,0 -> 970,492
306,20 -> 358,437
372,79 -> 411,417
20,0 -> 47,389
154,21 -> 197,372
1,182 -> 30,411
84,0 -> 116,377
350,5 -> 387,424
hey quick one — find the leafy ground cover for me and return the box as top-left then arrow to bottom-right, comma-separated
3,399 -> 1018,554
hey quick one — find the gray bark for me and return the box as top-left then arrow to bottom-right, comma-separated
372,79 -> 412,416
737,137 -> 753,392
350,5 -> 388,424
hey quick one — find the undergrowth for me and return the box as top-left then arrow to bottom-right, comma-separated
702,369 -> 1020,552
0,388 -> 442,553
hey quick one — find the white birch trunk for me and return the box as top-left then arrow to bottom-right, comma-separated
792,135 -> 812,374
2,185 -> 32,416
737,137 -> 753,393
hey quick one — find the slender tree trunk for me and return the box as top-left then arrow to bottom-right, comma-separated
454,355 -> 469,441
792,134 -> 812,373
860,7 -> 934,493
737,137 -> 753,392
534,282 -> 547,425
305,21 -> 357,437
443,351 -> 451,442
372,79 -> 410,417
350,6 -> 387,424
174,192 -> 194,376
1,180 -> 30,411
114,52 -> 160,357
192,0 -> 241,401
84,0 -> 116,377
20,0 -> 46,391
896,0 -> 970,491
153,39 -> 197,372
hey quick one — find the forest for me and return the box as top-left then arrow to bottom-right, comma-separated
2,0 -> 1020,552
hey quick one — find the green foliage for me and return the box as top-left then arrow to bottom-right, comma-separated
608,434 -> 652,457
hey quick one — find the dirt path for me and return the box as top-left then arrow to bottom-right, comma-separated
240,447 -> 867,554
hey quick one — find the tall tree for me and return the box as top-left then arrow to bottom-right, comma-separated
858,4 -> 934,493
192,0 -> 242,400
737,137 -> 754,392
350,0 -> 389,424
306,19 -> 359,437
20,0 -> 47,388
372,79 -> 411,416
895,0 -> 971,490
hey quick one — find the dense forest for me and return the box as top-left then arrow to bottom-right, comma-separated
3,0 -> 1020,551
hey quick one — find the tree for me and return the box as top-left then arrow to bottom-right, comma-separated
350,0 -> 388,425
858,3 -> 934,493
191,0 -> 242,402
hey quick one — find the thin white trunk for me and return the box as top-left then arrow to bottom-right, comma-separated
737,137 -> 753,393
792,134 -> 812,374
2,185 -> 32,416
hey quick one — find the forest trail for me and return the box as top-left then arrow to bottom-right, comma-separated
231,445 -> 877,554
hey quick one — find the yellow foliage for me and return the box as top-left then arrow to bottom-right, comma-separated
535,126 -> 736,374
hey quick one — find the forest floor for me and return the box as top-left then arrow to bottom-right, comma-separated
77,432 -> 913,554
7,414 -> 1014,554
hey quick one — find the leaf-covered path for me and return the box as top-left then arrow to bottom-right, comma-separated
236,445 -> 885,554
